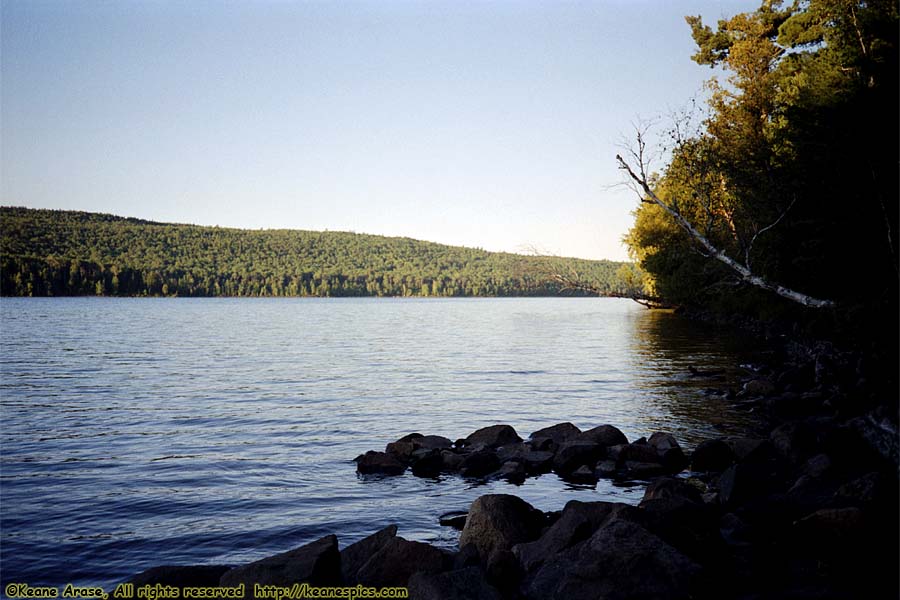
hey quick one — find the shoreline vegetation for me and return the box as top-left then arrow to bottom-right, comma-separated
0,207 -> 641,299
106,339 -> 898,599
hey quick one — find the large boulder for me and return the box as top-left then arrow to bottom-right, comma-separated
525,518 -> 703,600
408,567 -> 503,600
530,422 -> 582,444
219,535 -> 341,597
717,442 -> 789,508
355,451 -> 405,476
513,501 -> 635,573
126,565 -> 231,588
340,525 -> 398,585
459,495 -> 545,561
578,424 -> 628,447
464,425 -> 522,449
355,537 -> 447,587
769,422 -> 818,464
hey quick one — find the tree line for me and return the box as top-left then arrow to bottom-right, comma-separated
0,207 -> 639,298
622,0 -> 897,340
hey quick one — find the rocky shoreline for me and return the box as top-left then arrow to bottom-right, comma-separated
116,344 -> 898,599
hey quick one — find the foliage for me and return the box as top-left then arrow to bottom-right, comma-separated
0,207 -> 638,298
626,0 -> 898,324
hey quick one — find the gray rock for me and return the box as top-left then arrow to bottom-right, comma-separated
416,435 -> 454,450
576,424 -> 628,447
126,565 -> 231,588
411,450 -> 443,478
525,518 -> 703,600
465,425 -> 522,449
459,494 -> 545,562
219,535 -> 341,597
521,450 -> 555,474
513,500 -> 633,572
569,465 -> 596,482
496,442 -> 529,462
356,537 -> 446,587
648,432 -> 681,453
618,441 -> 661,464
356,451 -> 406,476
340,525 -> 397,585
530,422 -> 582,443
408,567 -> 503,600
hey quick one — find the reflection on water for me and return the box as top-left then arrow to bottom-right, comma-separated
0,298 -> 764,589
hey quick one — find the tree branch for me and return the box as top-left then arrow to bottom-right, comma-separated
616,153 -> 836,309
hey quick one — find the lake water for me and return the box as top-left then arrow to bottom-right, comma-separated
0,297 -> 762,589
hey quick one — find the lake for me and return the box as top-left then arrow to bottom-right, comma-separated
0,297 -> 763,589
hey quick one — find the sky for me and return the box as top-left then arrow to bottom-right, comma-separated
1,0 -> 758,261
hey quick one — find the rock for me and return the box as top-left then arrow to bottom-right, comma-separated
439,511 -> 468,530
356,451 -> 406,476
742,378 -> 775,397
724,437 -> 766,461
717,442 -> 789,508
440,450 -> 465,471
641,477 -> 703,505
453,543 -> 481,570
520,450 -> 555,474
385,441 -> 417,462
496,442 -> 528,462
618,441 -> 661,464
416,435 -> 454,450
459,494 -> 545,561
847,412 -> 900,468
485,549 -> 522,595
648,432 -> 681,453
624,461 -> 667,479
513,500 -> 633,573
638,496 -> 723,565
800,453 -> 832,479
498,461 -> 527,484
341,525 -> 398,585
525,518 -> 703,600
794,507 -> 865,544
552,441 -> 604,475
530,422 -> 581,444
410,450 -> 443,478
569,465 -> 596,482
834,472 -> 884,506
459,450 -> 501,478
355,537 -> 446,587
605,443 -> 627,462
577,424 -> 628,447
126,565 -> 231,588
396,433 -> 425,443
595,460 -> 617,478
408,567 -> 503,600
691,439 -> 736,473
769,422 -> 817,464
465,425 -> 522,449
219,535 -> 341,596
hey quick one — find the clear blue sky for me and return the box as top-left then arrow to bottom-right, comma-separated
1,0 -> 756,261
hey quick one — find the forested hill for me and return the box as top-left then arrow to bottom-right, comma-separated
0,207 -> 637,298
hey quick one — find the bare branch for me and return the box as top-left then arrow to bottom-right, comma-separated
745,196 -> 797,269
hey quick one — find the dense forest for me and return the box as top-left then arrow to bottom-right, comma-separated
0,206 -> 638,298
623,0 -> 897,345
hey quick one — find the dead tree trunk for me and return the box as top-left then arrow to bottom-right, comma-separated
616,153 -> 836,309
